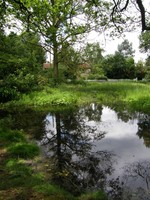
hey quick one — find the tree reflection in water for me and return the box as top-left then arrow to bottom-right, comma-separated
40,104 -> 115,195
9,103 -> 148,198
122,161 -> 150,200
107,161 -> 150,200
137,114 -> 150,147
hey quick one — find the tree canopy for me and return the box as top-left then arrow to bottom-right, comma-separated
0,0 -> 149,85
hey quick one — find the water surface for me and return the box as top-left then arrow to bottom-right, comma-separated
38,104 -> 150,199
3,104 -> 150,199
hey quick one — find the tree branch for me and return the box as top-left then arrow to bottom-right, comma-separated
136,0 -> 150,31
111,0 -> 150,32
120,0 -> 129,11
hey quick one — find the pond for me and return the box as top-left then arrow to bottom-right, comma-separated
2,104 -> 150,199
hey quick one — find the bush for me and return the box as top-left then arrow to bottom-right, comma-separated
0,68 -> 37,103
144,68 -> 150,81
0,84 -> 21,102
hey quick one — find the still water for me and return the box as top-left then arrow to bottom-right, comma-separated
37,103 -> 150,199
4,104 -> 150,199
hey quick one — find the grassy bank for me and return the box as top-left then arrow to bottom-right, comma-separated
0,117 -> 107,200
1,81 -> 150,114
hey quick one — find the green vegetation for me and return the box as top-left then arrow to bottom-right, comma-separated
0,1 -> 150,199
79,191 -> 107,200
1,81 -> 150,114
8,143 -> 40,159
0,31 -> 46,102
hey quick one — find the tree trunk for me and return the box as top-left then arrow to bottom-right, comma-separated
53,43 -> 59,83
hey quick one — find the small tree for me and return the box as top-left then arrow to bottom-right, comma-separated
81,42 -> 105,78
136,60 -> 146,80
59,43 -> 81,80
117,39 -> 135,58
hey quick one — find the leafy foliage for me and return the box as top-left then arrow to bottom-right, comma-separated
0,31 -> 45,102
103,52 -> 135,79
135,60 -> 146,80
139,31 -> 150,53
59,44 -> 81,80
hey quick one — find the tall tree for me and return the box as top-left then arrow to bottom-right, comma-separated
4,0 -> 111,82
7,0 -> 91,82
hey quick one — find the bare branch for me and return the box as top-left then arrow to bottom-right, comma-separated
120,0 -> 129,11
111,0 -> 150,32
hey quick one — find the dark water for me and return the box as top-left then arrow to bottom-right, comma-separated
2,104 -> 150,199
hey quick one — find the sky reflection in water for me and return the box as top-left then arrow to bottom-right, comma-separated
43,104 -> 150,198
91,106 -> 150,177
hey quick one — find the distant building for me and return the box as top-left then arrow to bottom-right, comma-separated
79,62 -> 91,70
43,63 -> 53,69
79,62 -> 91,79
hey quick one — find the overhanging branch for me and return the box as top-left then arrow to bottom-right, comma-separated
111,0 -> 150,32
136,0 -> 150,31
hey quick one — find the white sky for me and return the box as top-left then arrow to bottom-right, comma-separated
85,30 -> 147,63
83,0 -> 150,63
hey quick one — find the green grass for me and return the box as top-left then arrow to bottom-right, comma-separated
2,81 -> 149,114
78,190 -> 107,200
0,129 -> 26,146
34,184 -> 76,200
8,142 -> 40,159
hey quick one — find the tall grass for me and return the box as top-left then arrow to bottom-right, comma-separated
1,81 -> 150,114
